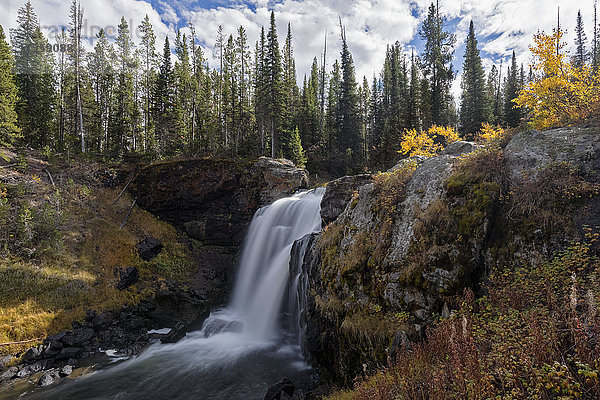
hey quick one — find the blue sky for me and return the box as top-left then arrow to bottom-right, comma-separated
0,0 -> 589,99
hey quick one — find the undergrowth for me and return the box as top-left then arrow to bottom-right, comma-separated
329,233 -> 600,399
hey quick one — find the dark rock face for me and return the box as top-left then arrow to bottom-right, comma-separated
116,267 -> 139,290
136,237 -> 163,261
264,378 -> 296,400
130,157 -> 309,307
130,157 -> 308,246
320,174 -> 372,225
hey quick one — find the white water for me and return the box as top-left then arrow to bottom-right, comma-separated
15,188 -> 325,400
230,187 -> 325,340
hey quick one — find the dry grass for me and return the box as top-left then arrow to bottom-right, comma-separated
0,153 -> 195,355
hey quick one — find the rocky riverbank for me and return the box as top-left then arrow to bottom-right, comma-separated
0,155 -> 310,393
0,280 -> 209,389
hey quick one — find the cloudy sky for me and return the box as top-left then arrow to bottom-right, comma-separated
0,0 -> 592,98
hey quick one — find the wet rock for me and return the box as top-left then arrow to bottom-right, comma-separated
137,237 -> 163,261
320,174 -> 372,225
21,347 -> 40,363
117,266 -> 139,290
38,370 -> 59,386
264,378 -> 296,400
16,361 -> 44,377
59,365 -> 73,377
160,322 -> 186,344
202,319 -> 243,337
0,366 -> 18,381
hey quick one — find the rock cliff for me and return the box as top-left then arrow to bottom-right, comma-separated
292,127 -> 600,385
130,156 -> 308,305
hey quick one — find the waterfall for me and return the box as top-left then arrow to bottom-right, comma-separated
21,188 -> 326,400
287,234 -> 314,350
228,187 -> 325,341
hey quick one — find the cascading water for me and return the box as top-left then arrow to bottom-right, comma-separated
15,188 -> 325,400
228,187 -> 324,340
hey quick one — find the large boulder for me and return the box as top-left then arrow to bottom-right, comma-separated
297,129 -> 600,387
320,174 -> 372,225
504,126 -> 600,182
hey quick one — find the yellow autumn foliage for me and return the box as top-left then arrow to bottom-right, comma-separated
515,30 -> 600,129
476,123 -> 505,144
399,125 -> 460,157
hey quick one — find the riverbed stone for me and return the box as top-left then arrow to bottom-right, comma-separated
264,378 -> 296,400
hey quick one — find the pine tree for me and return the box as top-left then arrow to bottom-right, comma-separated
112,17 -> 135,154
174,29 -> 192,152
153,37 -> 175,154
138,15 -> 157,153
486,64 -> 501,124
265,11 -> 283,158
594,2 -> 599,70
11,1 -> 55,148
419,1 -> 456,127
337,21 -> 362,173
280,23 -> 299,158
301,57 -> 320,150
358,76 -> 370,163
289,126 -> 306,167
215,25 -> 225,148
459,20 -> 489,136
573,10 -> 588,68
378,44 -> 403,168
88,28 -> 115,153
504,51 -> 521,127
368,74 -> 383,169
407,51 -> 421,131
0,25 -> 20,145
222,34 -> 236,152
69,0 -> 86,152
56,28 -> 68,149
235,26 -> 252,155
254,27 -> 268,155
325,60 -> 341,167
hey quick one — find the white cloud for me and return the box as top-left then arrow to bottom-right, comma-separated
1,0 -> 593,102
2,0 -> 172,56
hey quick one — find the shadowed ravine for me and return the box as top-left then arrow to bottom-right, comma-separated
17,188 -> 325,400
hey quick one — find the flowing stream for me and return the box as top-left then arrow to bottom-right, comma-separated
14,188 -> 325,400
